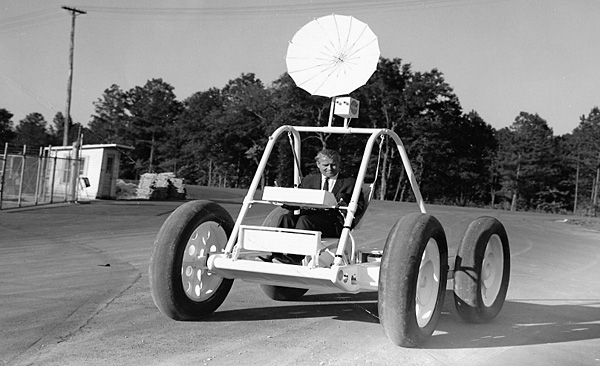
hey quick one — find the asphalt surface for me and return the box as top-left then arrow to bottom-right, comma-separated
1,186 -> 599,365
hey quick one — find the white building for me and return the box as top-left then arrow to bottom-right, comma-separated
45,144 -> 133,200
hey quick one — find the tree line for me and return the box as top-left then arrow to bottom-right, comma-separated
1,57 -> 599,215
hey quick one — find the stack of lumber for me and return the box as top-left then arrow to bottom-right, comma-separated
137,172 -> 186,200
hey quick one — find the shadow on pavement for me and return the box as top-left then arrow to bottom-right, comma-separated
209,292 -> 380,324
207,289 -> 600,349
431,293 -> 600,349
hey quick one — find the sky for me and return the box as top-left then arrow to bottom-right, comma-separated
1,0 -> 599,137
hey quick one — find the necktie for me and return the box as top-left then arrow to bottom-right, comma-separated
323,177 -> 329,191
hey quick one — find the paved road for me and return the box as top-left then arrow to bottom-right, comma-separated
1,187 -> 599,365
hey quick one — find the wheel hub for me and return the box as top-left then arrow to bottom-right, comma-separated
416,239 -> 441,328
181,222 -> 227,301
481,234 -> 504,307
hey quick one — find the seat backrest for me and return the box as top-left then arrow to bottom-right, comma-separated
351,183 -> 374,229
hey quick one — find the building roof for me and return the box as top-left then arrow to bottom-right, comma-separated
46,144 -> 134,151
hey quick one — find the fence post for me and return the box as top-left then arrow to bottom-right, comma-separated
50,149 -> 57,204
70,141 -> 80,202
17,145 -> 26,208
0,143 -> 7,210
63,153 -> 69,202
34,147 -> 44,205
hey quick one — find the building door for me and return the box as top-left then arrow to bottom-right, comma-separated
99,155 -> 115,198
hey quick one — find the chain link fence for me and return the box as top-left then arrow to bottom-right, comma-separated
1,144 -> 82,210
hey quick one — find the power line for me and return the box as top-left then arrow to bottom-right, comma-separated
0,9 -> 64,33
0,73 -> 58,114
81,0 -> 514,19
0,0 -> 514,28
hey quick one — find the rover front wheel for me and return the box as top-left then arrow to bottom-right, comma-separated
149,200 -> 234,320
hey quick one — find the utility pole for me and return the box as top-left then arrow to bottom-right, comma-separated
594,151 -> 600,206
574,152 -> 580,214
62,6 -> 86,146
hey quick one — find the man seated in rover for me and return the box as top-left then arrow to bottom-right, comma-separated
261,148 -> 365,265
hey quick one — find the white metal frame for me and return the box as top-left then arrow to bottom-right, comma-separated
206,124 -> 427,293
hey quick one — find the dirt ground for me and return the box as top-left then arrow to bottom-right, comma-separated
566,216 -> 600,232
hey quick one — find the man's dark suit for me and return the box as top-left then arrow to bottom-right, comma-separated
277,173 -> 364,238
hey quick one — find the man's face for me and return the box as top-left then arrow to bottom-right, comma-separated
316,156 -> 339,178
